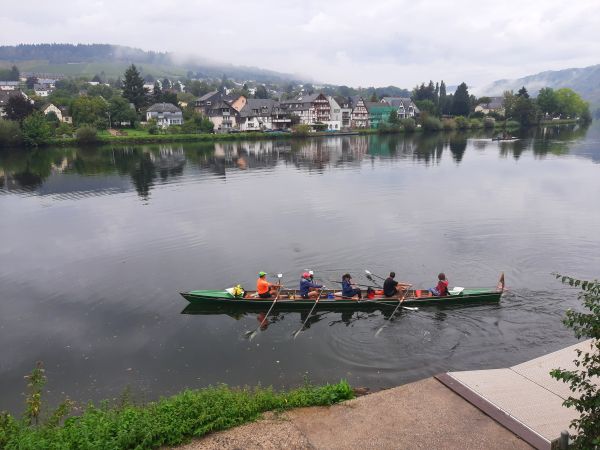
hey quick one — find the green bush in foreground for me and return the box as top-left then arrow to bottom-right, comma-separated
0,379 -> 353,449
75,125 -> 98,145
551,275 -> 600,449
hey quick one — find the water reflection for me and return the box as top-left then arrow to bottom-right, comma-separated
0,124 -> 592,200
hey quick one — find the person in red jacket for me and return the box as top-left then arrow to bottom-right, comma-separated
429,273 -> 449,296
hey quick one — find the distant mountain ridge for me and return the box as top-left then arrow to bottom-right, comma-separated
0,43 -> 298,82
481,64 -> 600,106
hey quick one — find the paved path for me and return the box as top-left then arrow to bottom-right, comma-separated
178,378 -> 532,450
438,339 -> 592,449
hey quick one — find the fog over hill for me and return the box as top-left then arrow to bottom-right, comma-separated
478,64 -> 600,106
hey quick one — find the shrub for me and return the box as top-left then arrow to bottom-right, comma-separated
455,116 -> 470,130
506,120 -> 520,128
75,125 -> 98,144
0,119 -> 23,147
469,118 -> 483,129
22,112 -> 52,146
377,122 -> 390,133
422,116 -> 442,132
483,117 -> 496,129
442,118 -> 456,130
400,118 -> 416,132
292,124 -> 311,136
550,275 -> 600,449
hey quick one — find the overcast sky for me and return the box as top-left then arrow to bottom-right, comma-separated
1,0 -> 599,89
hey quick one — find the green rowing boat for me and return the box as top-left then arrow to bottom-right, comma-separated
180,282 -> 504,311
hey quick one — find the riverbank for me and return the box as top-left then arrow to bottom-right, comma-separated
0,381 -> 353,449
180,378 -> 532,450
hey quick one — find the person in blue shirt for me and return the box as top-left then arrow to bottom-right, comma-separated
342,273 -> 362,299
299,272 -> 323,299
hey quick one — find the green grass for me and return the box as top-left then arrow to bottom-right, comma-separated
0,381 -> 353,449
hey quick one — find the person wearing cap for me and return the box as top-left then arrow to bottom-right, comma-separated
256,272 -> 279,299
299,272 -> 323,299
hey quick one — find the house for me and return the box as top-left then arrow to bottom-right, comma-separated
42,104 -> 72,124
350,97 -> 369,128
0,81 -> 19,91
207,100 -> 240,131
271,103 -> 292,130
335,96 -> 353,128
34,83 -> 52,97
238,99 -> 277,131
366,102 -> 396,128
474,97 -> 504,115
146,103 -> 183,128
195,91 -> 223,115
326,96 -> 343,131
280,93 -> 331,127
380,97 -> 419,118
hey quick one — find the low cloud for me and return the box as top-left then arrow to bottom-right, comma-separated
1,0 -> 599,88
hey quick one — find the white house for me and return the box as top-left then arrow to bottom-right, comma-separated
350,97 -> 369,128
146,103 -> 183,128
380,97 -> 419,118
207,101 -> 239,131
280,93 -> 331,126
326,96 -> 342,131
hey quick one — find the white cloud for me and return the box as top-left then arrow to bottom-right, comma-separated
1,0 -> 599,88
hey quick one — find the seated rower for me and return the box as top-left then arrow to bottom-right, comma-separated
299,272 -> 323,299
342,273 -> 362,299
429,273 -> 449,297
256,271 -> 280,299
383,272 -> 411,297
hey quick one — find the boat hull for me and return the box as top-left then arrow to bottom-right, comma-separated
180,288 -> 502,311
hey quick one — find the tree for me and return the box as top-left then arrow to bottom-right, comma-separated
5,95 -> 34,123
511,95 -> 538,126
536,88 -> 558,116
122,64 -> 147,110
255,85 -> 269,99
25,76 -> 38,90
388,109 -> 400,125
451,82 -> 470,116
517,86 -> 529,98
555,88 -> 589,119
551,275 -> 600,449
22,112 -> 52,146
0,119 -> 23,147
370,92 -> 378,102
70,96 -> 108,127
0,65 -> 20,81
153,81 -> 163,103
108,96 -> 137,127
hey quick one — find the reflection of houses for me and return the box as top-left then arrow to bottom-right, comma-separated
474,97 -> 504,115
380,97 -> 419,118
146,103 -> 183,128
350,97 -> 369,128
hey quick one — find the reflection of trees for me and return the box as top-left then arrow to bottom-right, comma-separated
448,133 -> 467,163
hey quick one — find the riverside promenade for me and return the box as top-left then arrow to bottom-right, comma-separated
179,341 -> 589,450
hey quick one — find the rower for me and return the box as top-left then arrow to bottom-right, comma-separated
256,271 -> 280,299
429,273 -> 449,296
383,272 -> 411,297
342,274 -> 362,299
299,272 -> 323,299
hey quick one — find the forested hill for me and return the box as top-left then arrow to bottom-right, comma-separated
0,43 -> 296,82
481,64 -> 600,106
0,44 -> 170,64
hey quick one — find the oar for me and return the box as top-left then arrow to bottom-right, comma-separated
365,269 -> 386,282
293,288 -> 325,339
327,280 -> 377,289
375,285 -> 412,337
245,273 -> 282,340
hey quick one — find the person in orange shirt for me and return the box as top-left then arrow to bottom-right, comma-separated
256,271 -> 280,299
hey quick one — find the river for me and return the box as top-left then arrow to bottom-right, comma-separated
1,124 -> 599,414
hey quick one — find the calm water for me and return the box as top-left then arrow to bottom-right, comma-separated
1,125 -> 599,414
